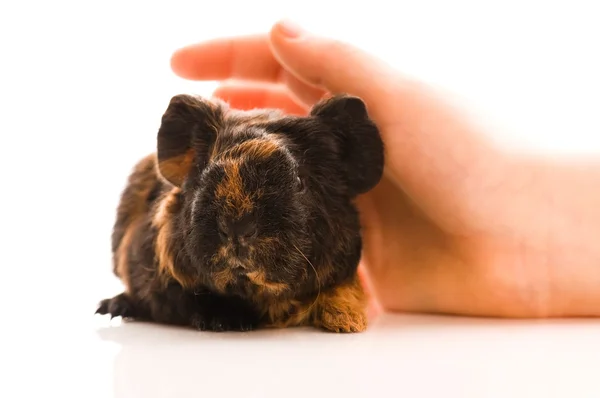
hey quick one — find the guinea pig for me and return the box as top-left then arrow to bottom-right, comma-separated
95,93 -> 384,333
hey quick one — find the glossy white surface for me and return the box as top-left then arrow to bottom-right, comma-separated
3,1 -> 600,397
6,312 -> 600,398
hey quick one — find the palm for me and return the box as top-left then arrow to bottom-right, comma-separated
357,173 -> 541,317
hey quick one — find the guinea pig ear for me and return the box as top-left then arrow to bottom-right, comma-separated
156,94 -> 220,187
310,94 -> 385,196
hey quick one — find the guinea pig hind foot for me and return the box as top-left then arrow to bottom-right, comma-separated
95,293 -> 138,320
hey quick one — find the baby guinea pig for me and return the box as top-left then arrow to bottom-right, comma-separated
95,93 -> 384,333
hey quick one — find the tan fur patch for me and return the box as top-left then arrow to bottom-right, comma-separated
119,154 -> 158,220
246,270 -> 288,296
314,275 -> 368,333
262,298 -> 313,329
210,241 -> 237,268
212,246 -> 229,263
214,160 -> 253,218
157,149 -> 195,187
260,273 -> 368,332
152,187 -> 195,288
212,268 -> 235,292
220,139 -> 279,162
115,220 -> 139,293
112,154 -> 158,287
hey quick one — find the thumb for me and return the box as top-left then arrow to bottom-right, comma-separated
268,20 -> 398,124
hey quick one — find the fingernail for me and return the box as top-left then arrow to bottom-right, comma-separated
277,19 -> 304,39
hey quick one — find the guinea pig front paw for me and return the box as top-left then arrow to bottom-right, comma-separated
313,277 -> 369,333
319,309 -> 367,333
95,293 -> 137,320
190,312 -> 258,332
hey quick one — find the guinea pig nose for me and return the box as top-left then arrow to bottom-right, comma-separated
234,244 -> 249,258
231,215 -> 257,239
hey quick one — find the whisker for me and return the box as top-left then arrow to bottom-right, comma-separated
292,243 -> 320,318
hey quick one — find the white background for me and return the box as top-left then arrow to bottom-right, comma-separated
1,1 -> 599,397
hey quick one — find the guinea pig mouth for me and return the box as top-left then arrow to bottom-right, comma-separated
227,258 -> 249,272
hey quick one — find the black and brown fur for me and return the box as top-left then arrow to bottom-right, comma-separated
96,93 -> 384,332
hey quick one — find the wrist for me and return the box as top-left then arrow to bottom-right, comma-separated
529,154 -> 600,316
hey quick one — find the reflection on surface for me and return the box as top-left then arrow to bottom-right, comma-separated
96,319 -> 370,398
94,313 -> 600,398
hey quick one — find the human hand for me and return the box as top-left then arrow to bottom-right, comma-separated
170,20 -> 600,318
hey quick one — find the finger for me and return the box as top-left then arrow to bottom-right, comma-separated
170,35 -> 283,82
268,20 -> 400,124
212,83 -> 309,115
281,71 -> 329,106
170,34 -> 328,106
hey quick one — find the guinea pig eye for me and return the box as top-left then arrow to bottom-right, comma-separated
217,221 -> 228,240
296,176 -> 304,191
